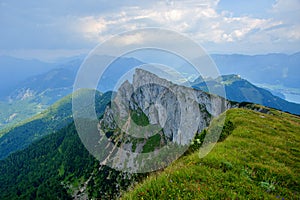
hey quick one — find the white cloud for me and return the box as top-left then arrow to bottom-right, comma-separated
113,32 -> 145,45
71,0 -> 295,49
268,0 -> 300,41
1,0 -> 299,55
76,16 -> 108,41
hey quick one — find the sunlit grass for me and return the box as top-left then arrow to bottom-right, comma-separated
121,108 -> 300,199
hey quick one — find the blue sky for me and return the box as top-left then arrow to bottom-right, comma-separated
0,0 -> 299,60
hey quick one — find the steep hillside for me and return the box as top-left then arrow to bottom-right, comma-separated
0,67 -> 77,131
122,108 -> 300,199
8,68 -> 76,103
0,90 -> 111,160
0,91 -> 139,200
0,66 -> 79,131
0,121 -> 139,200
191,74 -> 300,115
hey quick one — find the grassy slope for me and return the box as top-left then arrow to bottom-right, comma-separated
122,108 -> 300,199
0,90 -> 111,160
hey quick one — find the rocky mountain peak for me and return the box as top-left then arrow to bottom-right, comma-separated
94,68 -> 233,172
103,68 -> 232,145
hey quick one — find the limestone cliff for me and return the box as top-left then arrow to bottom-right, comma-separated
100,68 -> 232,148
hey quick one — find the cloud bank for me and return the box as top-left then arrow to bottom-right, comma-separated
0,0 -> 299,59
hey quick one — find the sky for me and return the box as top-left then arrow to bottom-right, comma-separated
0,0 -> 300,61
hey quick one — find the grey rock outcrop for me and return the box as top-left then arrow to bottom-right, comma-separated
101,68 -> 232,145
96,68 -> 234,172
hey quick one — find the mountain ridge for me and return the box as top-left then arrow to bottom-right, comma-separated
210,52 -> 300,89
0,56 -> 144,131
190,74 -> 300,115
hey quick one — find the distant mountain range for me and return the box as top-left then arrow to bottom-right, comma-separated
0,56 -> 59,95
0,56 -> 143,130
2,51 -> 298,93
0,64 -> 79,130
190,74 -> 300,115
2,67 -> 299,160
0,52 -> 299,130
211,52 -> 300,89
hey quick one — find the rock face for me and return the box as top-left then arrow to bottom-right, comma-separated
97,68 -> 233,172
101,68 -> 232,145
